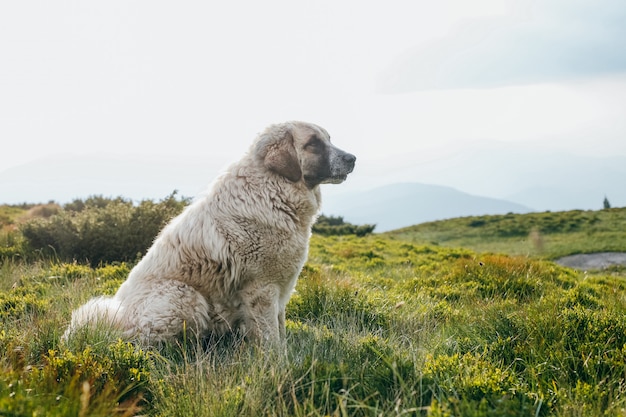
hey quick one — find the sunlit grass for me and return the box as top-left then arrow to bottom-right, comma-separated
2,232 -> 626,415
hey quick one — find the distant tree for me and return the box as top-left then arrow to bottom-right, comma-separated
603,196 -> 611,210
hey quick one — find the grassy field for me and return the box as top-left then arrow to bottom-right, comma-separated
1,206 -> 626,415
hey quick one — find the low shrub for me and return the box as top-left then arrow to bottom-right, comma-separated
313,215 -> 375,237
20,193 -> 188,266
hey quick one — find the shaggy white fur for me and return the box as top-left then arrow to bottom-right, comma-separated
63,121 -> 355,344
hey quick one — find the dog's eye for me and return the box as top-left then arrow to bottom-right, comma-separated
305,137 -> 323,152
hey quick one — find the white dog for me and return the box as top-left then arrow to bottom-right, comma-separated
63,121 -> 355,344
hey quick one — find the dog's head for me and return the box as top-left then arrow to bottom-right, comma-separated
255,122 -> 356,188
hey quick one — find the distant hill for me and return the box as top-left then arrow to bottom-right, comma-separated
386,206 -> 626,261
321,182 -> 533,232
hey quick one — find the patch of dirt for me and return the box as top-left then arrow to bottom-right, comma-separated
555,252 -> 626,270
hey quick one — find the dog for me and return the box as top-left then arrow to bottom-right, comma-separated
63,121 -> 356,344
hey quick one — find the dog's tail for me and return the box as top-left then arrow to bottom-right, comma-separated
62,296 -> 125,342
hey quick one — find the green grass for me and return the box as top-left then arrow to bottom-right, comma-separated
0,205 -> 27,251
2,232 -> 626,415
0,206 -> 24,228
387,207 -> 626,259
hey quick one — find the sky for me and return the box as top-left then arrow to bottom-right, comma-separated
1,0 -> 626,203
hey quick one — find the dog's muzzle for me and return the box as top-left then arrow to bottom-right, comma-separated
325,148 -> 356,184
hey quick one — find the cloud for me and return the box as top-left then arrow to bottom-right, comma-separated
378,0 -> 626,92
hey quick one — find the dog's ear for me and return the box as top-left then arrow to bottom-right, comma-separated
258,128 -> 302,182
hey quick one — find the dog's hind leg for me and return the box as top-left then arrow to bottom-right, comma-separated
123,281 -> 211,343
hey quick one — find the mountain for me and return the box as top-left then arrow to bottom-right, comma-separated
346,142 -> 626,212
321,183 -> 533,232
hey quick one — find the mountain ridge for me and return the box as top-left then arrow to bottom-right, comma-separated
321,182 -> 533,232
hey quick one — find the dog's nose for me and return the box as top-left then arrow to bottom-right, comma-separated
343,153 -> 356,164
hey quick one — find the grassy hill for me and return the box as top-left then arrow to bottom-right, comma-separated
1,205 -> 626,415
387,207 -> 626,261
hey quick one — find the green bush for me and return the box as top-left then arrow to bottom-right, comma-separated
20,193 -> 188,266
313,215 -> 375,237
0,342 -> 152,417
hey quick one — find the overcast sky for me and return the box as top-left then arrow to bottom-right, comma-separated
2,0 -> 626,190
